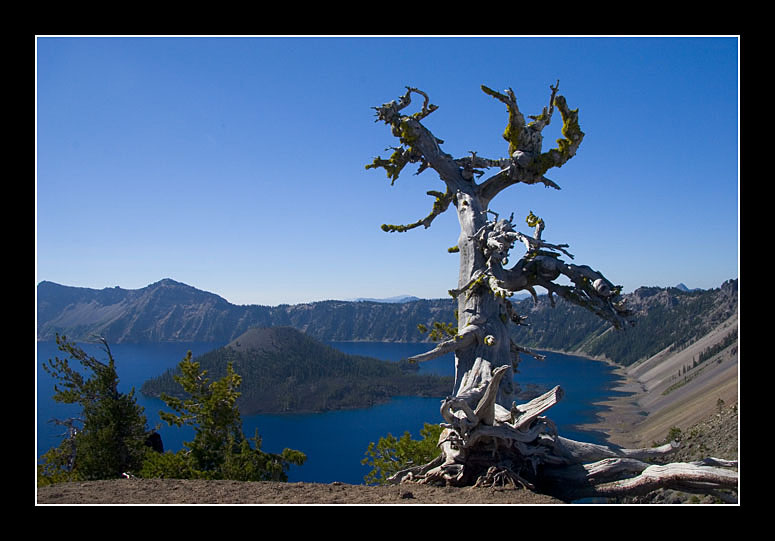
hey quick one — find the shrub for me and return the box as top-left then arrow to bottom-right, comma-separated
362,423 -> 443,485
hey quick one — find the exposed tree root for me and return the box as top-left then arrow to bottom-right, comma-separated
388,381 -> 738,502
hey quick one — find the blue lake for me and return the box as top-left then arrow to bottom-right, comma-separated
36,340 -> 627,485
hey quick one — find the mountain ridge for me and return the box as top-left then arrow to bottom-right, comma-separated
37,277 -> 738,367
36,279 -> 457,344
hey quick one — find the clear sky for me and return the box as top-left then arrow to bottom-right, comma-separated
35,35 -> 739,306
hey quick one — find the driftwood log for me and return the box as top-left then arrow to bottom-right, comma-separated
366,84 -> 738,502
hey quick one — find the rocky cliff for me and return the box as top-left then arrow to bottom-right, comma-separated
36,278 -> 456,344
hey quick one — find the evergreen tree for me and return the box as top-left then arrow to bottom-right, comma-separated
154,352 -> 305,480
159,352 -> 244,472
362,423 -> 443,485
39,335 -> 151,484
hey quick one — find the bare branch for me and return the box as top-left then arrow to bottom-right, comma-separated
404,87 -> 438,120
470,210 -> 633,328
541,459 -> 739,501
511,340 -> 545,362
404,325 -> 481,364
531,264 -> 632,329
513,231 -> 574,260
454,151 -> 508,181
472,365 -> 510,425
478,168 -> 562,208
552,436 -> 679,464
526,80 -> 559,132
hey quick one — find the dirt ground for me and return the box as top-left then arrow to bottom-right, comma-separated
36,478 -> 564,505
36,401 -> 738,506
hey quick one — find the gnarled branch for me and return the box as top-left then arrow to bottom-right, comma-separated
480,85 -> 527,156
381,188 -> 454,233
551,436 -> 679,464
404,324 -> 481,364
536,94 -> 584,171
540,458 -> 739,502
368,87 -> 464,191
477,81 -> 583,205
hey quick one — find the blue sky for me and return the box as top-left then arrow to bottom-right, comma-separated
36,36 -> 739,306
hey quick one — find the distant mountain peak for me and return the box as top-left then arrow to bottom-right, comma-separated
674,283 -> 701,292
149,278 -> 195,289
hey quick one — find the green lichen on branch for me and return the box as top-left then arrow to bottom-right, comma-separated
525,210 -> 544,229
480,81 -> 583,183
380,188 -> 454,233
534,95 -> 585,174
556,96 -> 583,147
366,144 -> 422,185
481,85 -> 525,155
366,87 -> 439,186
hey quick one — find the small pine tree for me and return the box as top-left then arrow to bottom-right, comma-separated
362,423 -> 443,485
159,352 -> 245,473
155,352 -> 305,480
39,335 -> 151,484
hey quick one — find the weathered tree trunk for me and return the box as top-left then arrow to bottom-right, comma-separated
366,85 -> 738,501
451,191 -> 513,406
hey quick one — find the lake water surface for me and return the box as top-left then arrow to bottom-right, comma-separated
36,340 -> 625,485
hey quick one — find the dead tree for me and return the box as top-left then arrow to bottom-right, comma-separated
366,84 -> 738,502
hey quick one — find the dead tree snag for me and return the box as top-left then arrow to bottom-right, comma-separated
366,84 -> 738,502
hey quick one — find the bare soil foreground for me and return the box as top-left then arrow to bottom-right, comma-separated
37,478 -> 563,505
37,403 -> 736,505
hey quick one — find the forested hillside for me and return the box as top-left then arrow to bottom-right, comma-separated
38,278 -> 738,367
140,326 -> 452,415
509,278 -> 738,366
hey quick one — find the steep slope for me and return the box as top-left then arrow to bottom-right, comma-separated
36,280 -> 456,343
578,312 -> 739,449
510,279 -> 738,366
36,279 -> 260,343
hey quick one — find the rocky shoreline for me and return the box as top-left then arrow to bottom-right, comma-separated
570,315 -> 738,452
